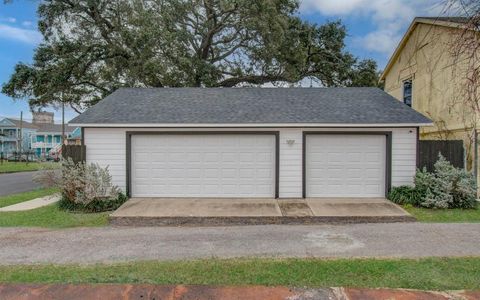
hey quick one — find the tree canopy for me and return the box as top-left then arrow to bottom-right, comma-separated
2,0 -> 380,112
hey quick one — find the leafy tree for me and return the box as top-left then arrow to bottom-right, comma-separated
347,59 -> 382,87
2,0 -> 380,112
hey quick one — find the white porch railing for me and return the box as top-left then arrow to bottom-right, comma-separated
31,142 -> 60,149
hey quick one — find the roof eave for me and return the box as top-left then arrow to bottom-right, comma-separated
379,19 -> 419,82
379,17 -> 469,82
70,122 -> 434,128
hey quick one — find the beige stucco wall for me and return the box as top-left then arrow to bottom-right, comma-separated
384,23 -> 480,175
384,23 -> 477,140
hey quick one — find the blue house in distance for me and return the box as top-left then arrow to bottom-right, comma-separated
0,118 -> 38,155
0,111 -> 80,159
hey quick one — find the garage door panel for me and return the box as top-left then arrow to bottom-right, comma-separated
134,152 -> 151,162
131,134 -> 276,197
150,153 -> 168,161
365,168 -> 383,178
239,153 -> 255,162
366,152 -> 382,162
346,153 -> 362,162
239,169 -> 255,178
205,169 -> 220,178
204,185 -> 220,193
345,169 -> 362,178
306,134 -> 386,197
221,168 -> 237,178
205,153 -> 220,161
326,153 -> 344,162
255,152 -> 272,162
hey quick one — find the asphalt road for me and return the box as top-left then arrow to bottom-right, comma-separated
0,171 -> 42,197
0,223 -> 480,265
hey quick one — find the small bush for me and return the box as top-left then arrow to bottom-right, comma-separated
388,185 -> 424,206
415,154 -> 477,209
389,154 -> 477,209
58,192 -> 128,213
35,158 -> 127,212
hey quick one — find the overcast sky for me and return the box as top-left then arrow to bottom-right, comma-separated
0,0 -> 446,122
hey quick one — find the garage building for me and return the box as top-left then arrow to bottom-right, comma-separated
69,87 -> 431,199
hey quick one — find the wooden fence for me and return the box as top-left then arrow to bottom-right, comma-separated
417,140 -> 464,172
62,145 -> 86,164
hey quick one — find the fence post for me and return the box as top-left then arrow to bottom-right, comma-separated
62,145 -> 86,164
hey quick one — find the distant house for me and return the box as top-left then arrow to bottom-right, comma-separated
0,118 -> 38,155
29,111 -> 77,157
0,111 -> 80,158
380,17 -> 479,171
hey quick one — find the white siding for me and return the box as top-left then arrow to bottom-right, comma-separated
84,128 -> 127,190
84,127 -> 417,197
279,129 -> 303,198
391,128 -> 418,186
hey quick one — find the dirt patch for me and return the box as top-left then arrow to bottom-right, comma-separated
278,201 -> 313,216
0,284 -> 475,300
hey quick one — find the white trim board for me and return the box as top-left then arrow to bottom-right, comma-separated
71,123 -> 432,128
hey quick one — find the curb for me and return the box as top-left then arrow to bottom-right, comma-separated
109,215 -> 416,226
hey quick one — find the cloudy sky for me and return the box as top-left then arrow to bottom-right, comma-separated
0,0 -> 446,122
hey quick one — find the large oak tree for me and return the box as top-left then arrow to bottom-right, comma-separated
2,0 -> 379,112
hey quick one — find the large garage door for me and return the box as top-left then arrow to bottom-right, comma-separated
131,134 -> 276,197
305,134 -> 386,197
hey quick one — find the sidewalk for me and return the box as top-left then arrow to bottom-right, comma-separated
0,284 -> 478,300
0,194 -> 60,212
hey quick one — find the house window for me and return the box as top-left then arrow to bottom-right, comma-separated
403,79 -> 412,107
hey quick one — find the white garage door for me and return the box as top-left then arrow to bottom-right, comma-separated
131,134 -> 276,197
306,134 -> 386,197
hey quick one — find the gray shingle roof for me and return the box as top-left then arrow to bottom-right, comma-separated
35,123 -> 74,133
69,87 -> 431,125
0,118 -> 38,129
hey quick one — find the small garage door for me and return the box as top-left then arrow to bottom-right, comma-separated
131,134 -> 276,197
305,134 -> 386,197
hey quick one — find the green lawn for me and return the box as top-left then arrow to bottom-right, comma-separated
0,161 -> 59,173
0,188 -> 59,208
0,189 -> 108,228
0,257 -> 479,290
404,205 -> 480,223
0,204 -> 108,228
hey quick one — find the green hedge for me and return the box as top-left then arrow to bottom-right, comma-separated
388,185 -> 424,206
58,192 -> 128,213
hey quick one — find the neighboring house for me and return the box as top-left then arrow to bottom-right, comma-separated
0,111 -> 80,158
29,111 -> 76,157
380,17 -> 479,171
67,127 -> 83,145
0,118 -> 38,155
69,88 -> 431,199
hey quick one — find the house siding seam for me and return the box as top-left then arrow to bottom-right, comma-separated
84,127 -> 417,196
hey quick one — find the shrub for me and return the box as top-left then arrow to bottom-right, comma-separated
34,158 -> 127,212
388,185 -> 424,206
388,154 -> 477,209
59,192 -> 128,213
415,154 -> 477,209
